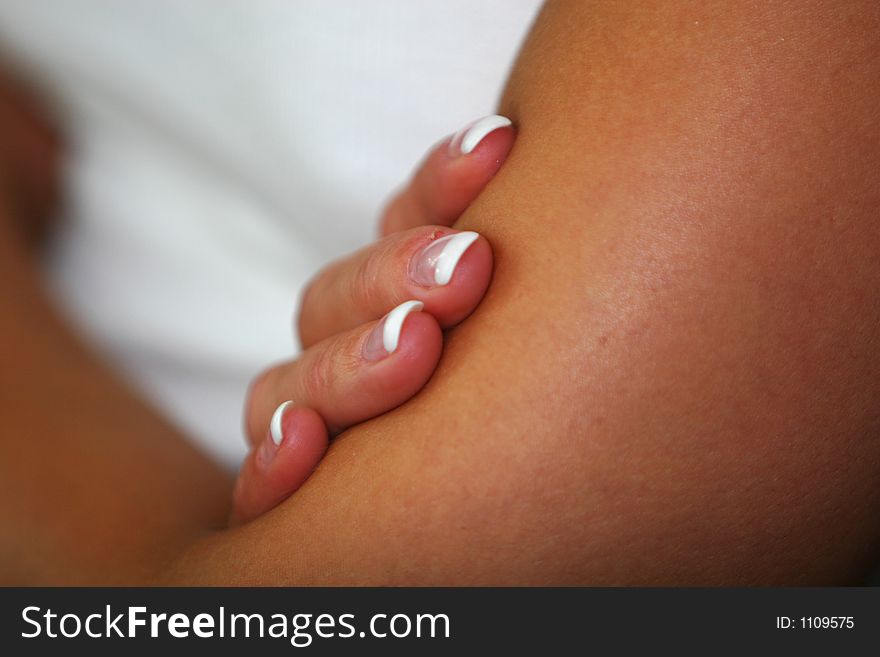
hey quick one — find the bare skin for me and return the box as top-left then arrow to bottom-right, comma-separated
167,0 -> 880,584
0,75 -> 510,580
233,126 -> 515,523
3,0 -> 880,584
0,221 -> 231,584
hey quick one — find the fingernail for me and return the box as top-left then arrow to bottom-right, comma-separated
270,400 -> 294,446
258,400 -> 293,468
409,231 -> 480,287
449,114 -> 512,156
362,300 -> 424,361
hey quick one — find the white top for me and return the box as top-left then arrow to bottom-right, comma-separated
0,0 -> 541,467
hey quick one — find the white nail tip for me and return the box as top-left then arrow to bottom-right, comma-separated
456,114 -> 512,155
431,231 -> 480,285
382,300 -> 424,354
269,400 -> 293,446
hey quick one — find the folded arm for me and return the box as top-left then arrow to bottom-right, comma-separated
168,0 -> 880,584
0,223 -> 231,584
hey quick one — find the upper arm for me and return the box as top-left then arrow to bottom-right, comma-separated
172,0 -> 880,584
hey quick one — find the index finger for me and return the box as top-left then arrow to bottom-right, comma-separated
380,114 -> 515,236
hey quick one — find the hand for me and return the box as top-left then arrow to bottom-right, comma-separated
231,115 -> 515,524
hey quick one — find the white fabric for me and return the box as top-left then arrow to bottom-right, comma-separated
0,1 -> 541,467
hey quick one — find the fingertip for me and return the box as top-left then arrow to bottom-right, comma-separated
439,232 -> 493,288
409,231 -> 493,328
449,114 -> 515,157
382,119 -> 517,232
365,310 -> 443,403
232,405 -> 329,525
453,120 -> 516,171
393,310 -> 444,366
441,233 -> 493,321
423,124 -> 514,224
270,405 -> 328,480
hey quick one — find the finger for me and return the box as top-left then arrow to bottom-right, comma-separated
246,300 -> 442,446
298,225 -> 491,349
231,404 -> 328,525
380,114 -> 515,236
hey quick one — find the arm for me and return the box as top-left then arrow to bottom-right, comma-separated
0,66 -> 232,584
0,218 -> 231,584
168,0 -> 880,584
0,79 -> 510,579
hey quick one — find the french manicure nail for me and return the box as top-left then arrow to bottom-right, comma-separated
362,300 -> 424,361
449,114 -> 512,156
258,400 -> 293,468
409,231 -> 480,287
270,400 -> 294,446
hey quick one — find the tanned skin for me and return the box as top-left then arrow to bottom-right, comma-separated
2,1 -> 879,583
166,0 -> 880,584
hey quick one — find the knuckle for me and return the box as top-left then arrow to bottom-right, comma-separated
300,332 -> 362,406
348,251 -> 384,312
301,343 -> 336,401
349,227 -> 436,310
